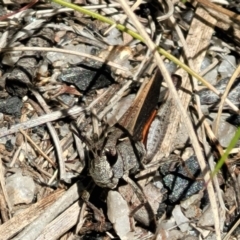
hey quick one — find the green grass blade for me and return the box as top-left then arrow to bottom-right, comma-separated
211,127 -> 240,178
50,0 -> 218,90
51,0 -> 240,178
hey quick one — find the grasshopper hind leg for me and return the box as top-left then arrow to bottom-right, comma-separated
122,174 -> 157,231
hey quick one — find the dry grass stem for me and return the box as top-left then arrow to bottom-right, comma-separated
196,0 -> 240,22
170,10 -> 225,232
156,0 -> 174,22
30,90 -> 66,181
213,65 -> 240,135
0,157 -> 12,214
19,129 -> 56,168
0,47 -> 131,75
116,1 -> 221,239
0,106 -> 83,138
116,3 -> 221,238
199,58 -> 219,77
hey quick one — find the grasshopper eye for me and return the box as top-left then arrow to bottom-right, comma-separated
171,74 -> 182,89
105,149 -> 118,167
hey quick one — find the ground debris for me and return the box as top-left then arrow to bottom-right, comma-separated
0,0 -> 239,239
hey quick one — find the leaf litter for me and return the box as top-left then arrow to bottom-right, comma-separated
0,0 -> 239,239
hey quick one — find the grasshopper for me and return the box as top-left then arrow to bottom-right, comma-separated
89,70 -> 163,189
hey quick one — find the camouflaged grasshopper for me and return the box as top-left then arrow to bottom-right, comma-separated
89,70 -> 163,189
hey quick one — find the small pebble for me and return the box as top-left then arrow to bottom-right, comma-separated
101,28 -> 123,46
172,205 -> 190,232
216,117 -> 236,147
181,192 -> 203,209
168,229 -> 184,240
160,217 -> 176,230
6,171 -> 35,206
198,205 -> 214,227
184,205 -> 202,219
218,55 -> 236,79
63,44 -> 99,65
107,190 -> 131,239
199,77 -> 240,106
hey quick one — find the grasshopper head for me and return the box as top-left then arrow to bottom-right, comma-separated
89,155 -> 119,189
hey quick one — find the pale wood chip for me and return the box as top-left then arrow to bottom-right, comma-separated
36,202 -> 81,240
0,189 -> 64,240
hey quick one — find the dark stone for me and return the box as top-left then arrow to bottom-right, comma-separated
226,114 -> 240,127
0,96 -> 23,116
160,155 -> 204,203
57,93 -> 75,107
5,139 -> 14,152
58,65 -> 114,92
5,58 -> 38,97
199,77 -> 240,106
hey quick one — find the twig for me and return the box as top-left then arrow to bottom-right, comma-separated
35,201 -> 81,240
157,0 -> 174,22
19,129 -> 56,168
0,191 -> 9,223
0,106 -> 83,138
170,10 -> 225,231
223,213 -> 240,240
30,90 -> 65,181
0,157 -> 12,215
103,0 -> 143,35
10,144 -> 22,168
213,65 -> 240,135
117,1 -> 221,239
196,0 -> 240,22
0,0 -> 39,21
0,47 -> 131,75
174,6 -> 227,233
199,58 -> 219,77
28,160 -> 54,179
48,170 -> 59,185
97,82 -> 132,121
10,2 -> 147,20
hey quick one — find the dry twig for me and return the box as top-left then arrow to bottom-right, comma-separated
117,1 -> 221,239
